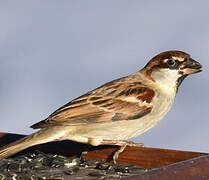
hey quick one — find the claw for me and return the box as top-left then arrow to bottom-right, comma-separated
100,140 -> 144,164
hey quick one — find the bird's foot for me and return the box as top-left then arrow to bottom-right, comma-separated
101,140 -> 144,164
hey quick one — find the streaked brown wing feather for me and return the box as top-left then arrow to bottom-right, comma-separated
31,77 -> 155,129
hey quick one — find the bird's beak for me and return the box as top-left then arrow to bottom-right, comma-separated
179,58 -> 202,75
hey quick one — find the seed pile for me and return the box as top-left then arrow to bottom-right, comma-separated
0,151 -> 148,180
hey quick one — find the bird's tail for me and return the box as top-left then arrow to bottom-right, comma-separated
0,127 -> 66,160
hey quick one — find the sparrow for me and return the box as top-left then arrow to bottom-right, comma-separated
0,50 -> 202,163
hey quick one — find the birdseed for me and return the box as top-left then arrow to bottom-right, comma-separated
0,150 -> 148,180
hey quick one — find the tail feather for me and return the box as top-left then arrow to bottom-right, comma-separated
0,136 -> 32,160
0,127 -> 66,160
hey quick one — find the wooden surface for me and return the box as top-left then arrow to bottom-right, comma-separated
125,155 -> 209,180
0,132 -> 207,169
84,146 -> 208,168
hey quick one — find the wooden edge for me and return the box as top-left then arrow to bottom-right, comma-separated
83,146 -> 207,168
0,132 -> 208,168
123,155 -> 209,180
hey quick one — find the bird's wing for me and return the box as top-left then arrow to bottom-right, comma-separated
31,77 -> 155,129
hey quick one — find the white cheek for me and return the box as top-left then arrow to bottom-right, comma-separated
152,68 -> 181,93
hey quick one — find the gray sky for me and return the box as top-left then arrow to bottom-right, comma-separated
0,1 -> 208,153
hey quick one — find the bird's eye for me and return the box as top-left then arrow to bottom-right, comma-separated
166,59 -> 176,67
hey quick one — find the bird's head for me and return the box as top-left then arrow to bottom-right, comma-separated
142,50 -> 202,91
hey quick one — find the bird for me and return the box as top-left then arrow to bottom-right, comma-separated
0,50 -> 202,163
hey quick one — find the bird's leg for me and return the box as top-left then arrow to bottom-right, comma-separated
100,140 -> 144,164
80,144 -> 91,161
80,151 -> 88,161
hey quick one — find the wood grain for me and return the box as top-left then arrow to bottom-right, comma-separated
124,155 -> 209,180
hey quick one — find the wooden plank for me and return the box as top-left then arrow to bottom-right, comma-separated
124,155 -> 209,180
84,146 -> 208,168
0,132 -> 207,168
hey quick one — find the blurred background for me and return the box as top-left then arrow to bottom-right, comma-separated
0,1 -> 208,152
